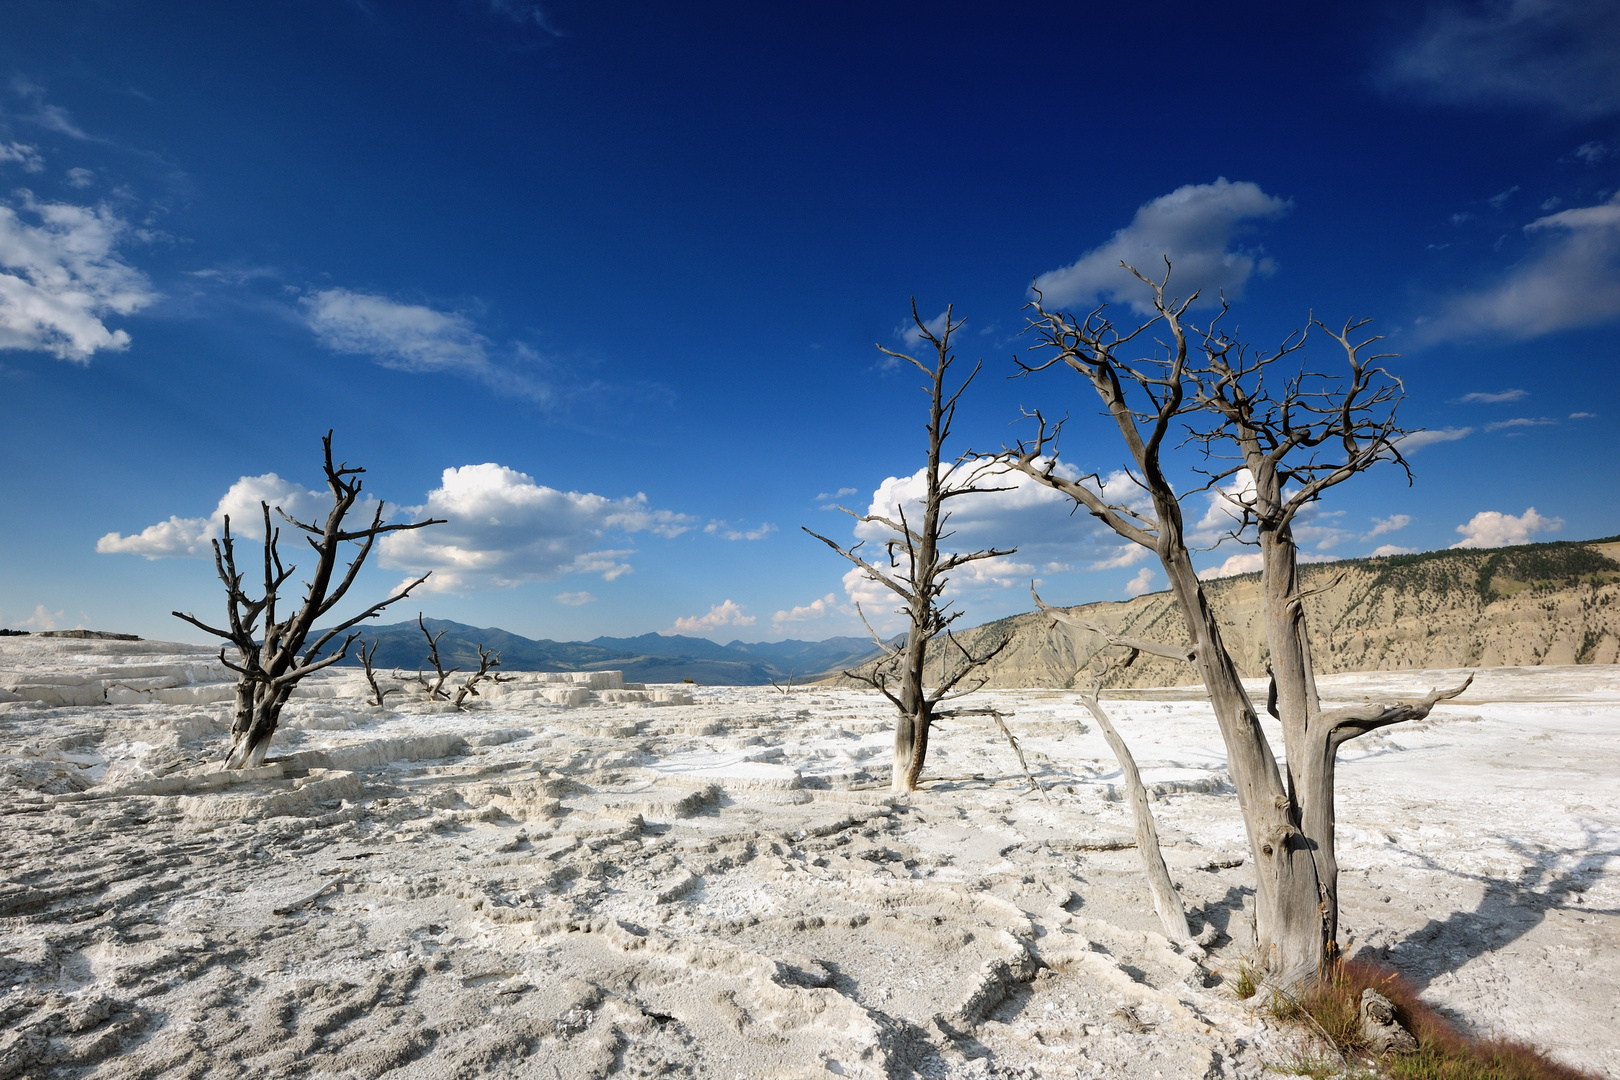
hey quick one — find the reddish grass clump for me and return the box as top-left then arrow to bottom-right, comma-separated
1291,960 -> 1602,1080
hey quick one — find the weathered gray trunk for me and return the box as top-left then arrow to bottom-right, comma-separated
1081,693 -> 1191,942
225,680 -> 293,770
1158,537 -> 1325,986
1260,525 -> 1339,951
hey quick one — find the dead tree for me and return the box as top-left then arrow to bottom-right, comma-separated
451,644 -> 503,709
1009,264 -> 1468,987
416,614 -> 458,700
358,640 -> 398,709
806,303 -> 1015,792
173,432 -> 443,769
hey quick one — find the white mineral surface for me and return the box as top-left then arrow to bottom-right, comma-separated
1,636 -> 1616,1078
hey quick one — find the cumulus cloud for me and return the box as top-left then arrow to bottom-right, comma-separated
1455,388 -> 1527,403
1370,544 -> 1416,557
671,600 -> 755,635
1451,507 -> 1563,548
771,592 -> 848,629
554,591 -> 595,606
898,308 -> 952,348
1123,567 -> 1156,597
378,463 -> 697,592
97,474 -> 333,558
65,167 -> 94,188
1423,193 -> 1620,340
1364,514 -> 1411,539
1091,543 -> 1153,571
0,141 -> 43,172
1397,426 -> 1472,451
1197,550 -> 1338,581
0,192 -> 156,361
1380,0 -> 1620,121
1033,179 -> 1290,313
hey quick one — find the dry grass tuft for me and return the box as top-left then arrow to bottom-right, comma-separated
1287,960 -> 1603,1080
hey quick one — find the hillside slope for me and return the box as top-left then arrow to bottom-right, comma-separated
874,536 -> 1620,690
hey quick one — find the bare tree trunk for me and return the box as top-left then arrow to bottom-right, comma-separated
1078,689 -> 1190,943
1159,542 -> 1324,984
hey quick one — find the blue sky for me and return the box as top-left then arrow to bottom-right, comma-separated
2,1 -> 1618,644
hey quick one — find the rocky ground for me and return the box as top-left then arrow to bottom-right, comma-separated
1,637 -> 1616,1078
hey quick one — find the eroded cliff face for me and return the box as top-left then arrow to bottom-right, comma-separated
881,538 -> 1620,690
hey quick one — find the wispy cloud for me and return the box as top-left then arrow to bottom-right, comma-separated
0,192 -> 157,361
301,287 -> 550,401
1033,178 -> 1290,313
1455,388 -> 1527,403
554,590 -> 595,606
1483,416 -> 1557,432
10,78 -> 91,140
1451,506 -> 1562,549
1397,426 -> 1472,451
704,520 -> 776,541
0,141 -> 44,172
1421,193 -> 1620,340
1380,0 -> 1620,120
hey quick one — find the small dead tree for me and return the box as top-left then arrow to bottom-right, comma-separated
1009,263 -> 1468,987
416,614 -> 458,700
806,303 -> 1015,792
1034,591 -> 1191,943
173,432 -> 443,769
451,644 -> 503,709
358,639 -> 398,709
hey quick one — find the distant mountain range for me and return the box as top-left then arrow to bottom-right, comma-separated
341,619 -> 883,685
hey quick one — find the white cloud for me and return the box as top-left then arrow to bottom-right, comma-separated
65,167 -> 94,188
816,487 -> 858,503
97,473 -> 332,558
1370,544 -> 1415,557
1574,141 -> 1610,165
1198,552 -> 1263,580
1380,0 -> 1620,120
1033,179 -> 1290,313
11,79 -> 90,139
772,592 -> 848,629
1570,411 -> 1596,418
1484,416 -> 1557,432
1397,426 -> 1472,451
379,463 -> 697,592
554,590 -> 595,606
1450,507 -> 1563,549
1364,514 -> 1411,540
1488,185 -> 1520,210
1456,388 -> 1527,403
1423,193 -> 1620,340
671,600 -> 755,635
705,520 -> 776,541
0,192 -> 156,361
14,604 -> 65,631
898,308 -> 952,347
0,141 -> 43,172
1197,550 -> 1338,580
1123,567 -> 1156,597
1090,543 -> 1153,570
303,288 -> 489,373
